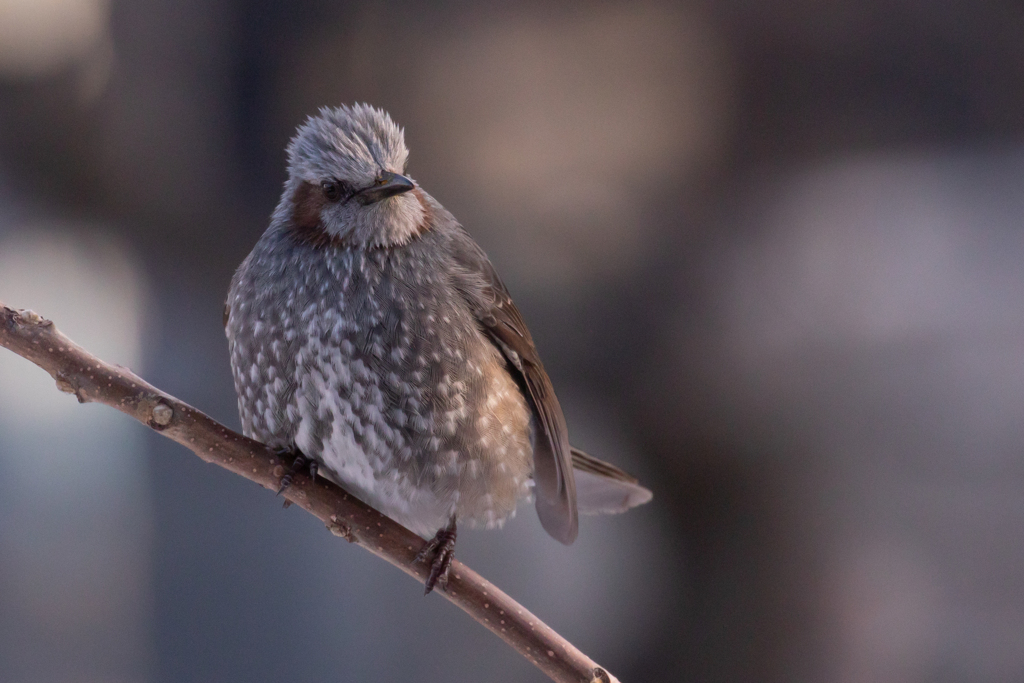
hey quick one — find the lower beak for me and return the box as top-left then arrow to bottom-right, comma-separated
356,171 -> 415,205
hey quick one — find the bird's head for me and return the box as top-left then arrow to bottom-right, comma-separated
278,104 -> 425,248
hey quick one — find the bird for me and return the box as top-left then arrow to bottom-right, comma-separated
225,104 -> 652,593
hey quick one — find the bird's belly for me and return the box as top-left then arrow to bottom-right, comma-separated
227,245 -> 535,536
308,422 -> 455,538
283,337 -> 534,537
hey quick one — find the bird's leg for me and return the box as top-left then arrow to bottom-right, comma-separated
274,445 -> 319,495
415,516 -> 457,595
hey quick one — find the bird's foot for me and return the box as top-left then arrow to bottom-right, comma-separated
274,446 -> 319,495
415,518 -> 457,595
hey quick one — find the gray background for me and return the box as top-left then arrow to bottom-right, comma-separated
3,1 -> 1024,681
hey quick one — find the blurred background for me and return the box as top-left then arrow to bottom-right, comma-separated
3,0 -> 1024,681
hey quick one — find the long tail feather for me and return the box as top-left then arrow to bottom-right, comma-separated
570,447 -> 653,515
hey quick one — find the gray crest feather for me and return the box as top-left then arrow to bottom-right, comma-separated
287,103 -> 409,182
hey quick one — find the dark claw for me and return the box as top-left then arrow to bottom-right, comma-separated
415,518 -> 457,595
276,473 -> 295,496
274,446 -> 315,496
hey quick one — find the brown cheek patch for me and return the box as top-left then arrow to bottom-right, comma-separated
291,180 -> 326,231
289,184 -> 435,250
287,181 -> 346,249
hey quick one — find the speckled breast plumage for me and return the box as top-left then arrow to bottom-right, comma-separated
225,223 -> 535,537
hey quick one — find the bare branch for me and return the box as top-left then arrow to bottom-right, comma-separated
0,302 -> 618,683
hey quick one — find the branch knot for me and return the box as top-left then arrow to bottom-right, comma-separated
151,401 -> 174,427
17,308 -> 52,327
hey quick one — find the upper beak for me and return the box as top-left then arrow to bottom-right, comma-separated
356,171 -> 415,205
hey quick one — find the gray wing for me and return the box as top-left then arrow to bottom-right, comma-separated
449,228 -> 579,545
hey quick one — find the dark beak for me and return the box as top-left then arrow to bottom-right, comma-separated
356,171 -> 415,205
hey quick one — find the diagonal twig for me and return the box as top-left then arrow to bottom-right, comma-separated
0,302 -> 617,683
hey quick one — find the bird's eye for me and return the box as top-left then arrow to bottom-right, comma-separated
321,179 -> 345,202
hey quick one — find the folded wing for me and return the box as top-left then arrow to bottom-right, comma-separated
449,227 -> 578,544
